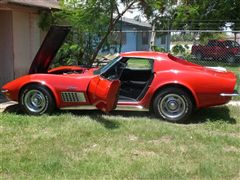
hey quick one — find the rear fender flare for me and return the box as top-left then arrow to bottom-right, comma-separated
151,82 -> 200,109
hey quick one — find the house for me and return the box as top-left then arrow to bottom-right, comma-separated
228,33 -> 240,44
102,17 -> 171,54
0,0 -> 59,87
0,1 -> 170,87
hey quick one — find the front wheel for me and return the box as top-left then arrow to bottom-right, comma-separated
20,85 -> 55,115
153,88 -> 193,123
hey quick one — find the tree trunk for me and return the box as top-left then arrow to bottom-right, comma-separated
89,1 -> 136,66
88,25 -> 114,66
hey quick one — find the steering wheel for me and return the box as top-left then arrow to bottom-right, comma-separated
108,62 -> 126,80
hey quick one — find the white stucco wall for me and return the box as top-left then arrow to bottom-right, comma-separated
0,3 -> 52,87
12,10 -> 41,78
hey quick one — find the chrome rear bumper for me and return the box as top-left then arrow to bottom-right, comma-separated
220,90 -> 239,97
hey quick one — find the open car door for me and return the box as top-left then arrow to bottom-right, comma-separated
87,76 -> 121,112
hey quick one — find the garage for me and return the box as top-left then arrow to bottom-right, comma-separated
0,0 -> 59,87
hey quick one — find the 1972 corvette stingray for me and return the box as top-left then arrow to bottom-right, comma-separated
1,26 -> 239,123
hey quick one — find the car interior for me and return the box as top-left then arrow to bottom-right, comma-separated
119,67 -> 154,102
104,57 -> 154,102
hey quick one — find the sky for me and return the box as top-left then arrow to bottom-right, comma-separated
118,1 -> 147,22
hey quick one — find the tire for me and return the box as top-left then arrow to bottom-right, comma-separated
153,88 -> 193,123
20,84 -> 55,115
195,51 -> 203,61
226,54 -> 236,64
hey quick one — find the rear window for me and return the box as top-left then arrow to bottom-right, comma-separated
168,54 -> 200,67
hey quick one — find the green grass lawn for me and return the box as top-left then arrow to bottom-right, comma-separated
1,105 -> 240,179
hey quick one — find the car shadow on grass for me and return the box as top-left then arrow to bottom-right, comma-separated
63,110 -> 122,130
190,106 -> 237,124
3,104 -> 236,125
90,114 -> 121,129
89,113 -> 121,129
68,107 -> 237,125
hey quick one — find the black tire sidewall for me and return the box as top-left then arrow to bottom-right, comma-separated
153,88 -> 193,123
20,85 -> 55,115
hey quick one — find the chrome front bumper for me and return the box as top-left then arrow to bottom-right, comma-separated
220,90 -> 239,97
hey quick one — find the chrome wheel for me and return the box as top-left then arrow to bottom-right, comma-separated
20,85 -> 55,115
159,94 -> 186,120
23,89 -> 47,113
153,88 -> 193,123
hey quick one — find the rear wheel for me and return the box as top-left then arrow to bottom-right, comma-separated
20,84 -> 55,115
153,88 -> 193,123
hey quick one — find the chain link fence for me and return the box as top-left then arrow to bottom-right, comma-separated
169,30 -> 240,66
103,30 -> 240,68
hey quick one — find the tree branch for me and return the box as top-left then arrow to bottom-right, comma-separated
115,3 -> 121,16
89,0 -> 137,65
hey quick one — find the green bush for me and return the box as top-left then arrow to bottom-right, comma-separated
171,44 -> 186,55
151,46 -> 167,52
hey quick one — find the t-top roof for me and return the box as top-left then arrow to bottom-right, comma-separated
120,51 -> 169,60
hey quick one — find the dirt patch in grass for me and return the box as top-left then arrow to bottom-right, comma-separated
131,150 -> 156,157
148,136 -> 173,144
223,146 -> 239,153
128,134 -> 138,141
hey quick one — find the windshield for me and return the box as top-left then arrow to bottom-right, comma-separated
94,56 -> 121,75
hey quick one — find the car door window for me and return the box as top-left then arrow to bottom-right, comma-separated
126,58 -> 152,70
102,61 -> 127,80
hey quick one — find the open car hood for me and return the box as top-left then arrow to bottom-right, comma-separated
29,26 -> 71,74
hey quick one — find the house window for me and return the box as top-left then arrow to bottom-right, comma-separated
109,32 -> 126,45
120,32 -> 127,44
142,32 -> 149,45
161,36 -> 166,44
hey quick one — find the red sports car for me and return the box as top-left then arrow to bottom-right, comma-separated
1,26 -> 239,123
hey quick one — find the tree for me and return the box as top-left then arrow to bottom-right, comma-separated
39,0 -> 168,66
139,0 -> 240,51
54,0 -> 131,66
136,0 -> 240,32
40,0 -> 239,67
90,0 -> 137,64
42,0 -> 155,66
143,0 -> 240,30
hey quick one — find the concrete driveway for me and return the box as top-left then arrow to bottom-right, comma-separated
0,92 -> 7,103
0,92 -> 17,112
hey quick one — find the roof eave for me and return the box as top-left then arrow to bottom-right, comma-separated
2,0 -> 60,10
